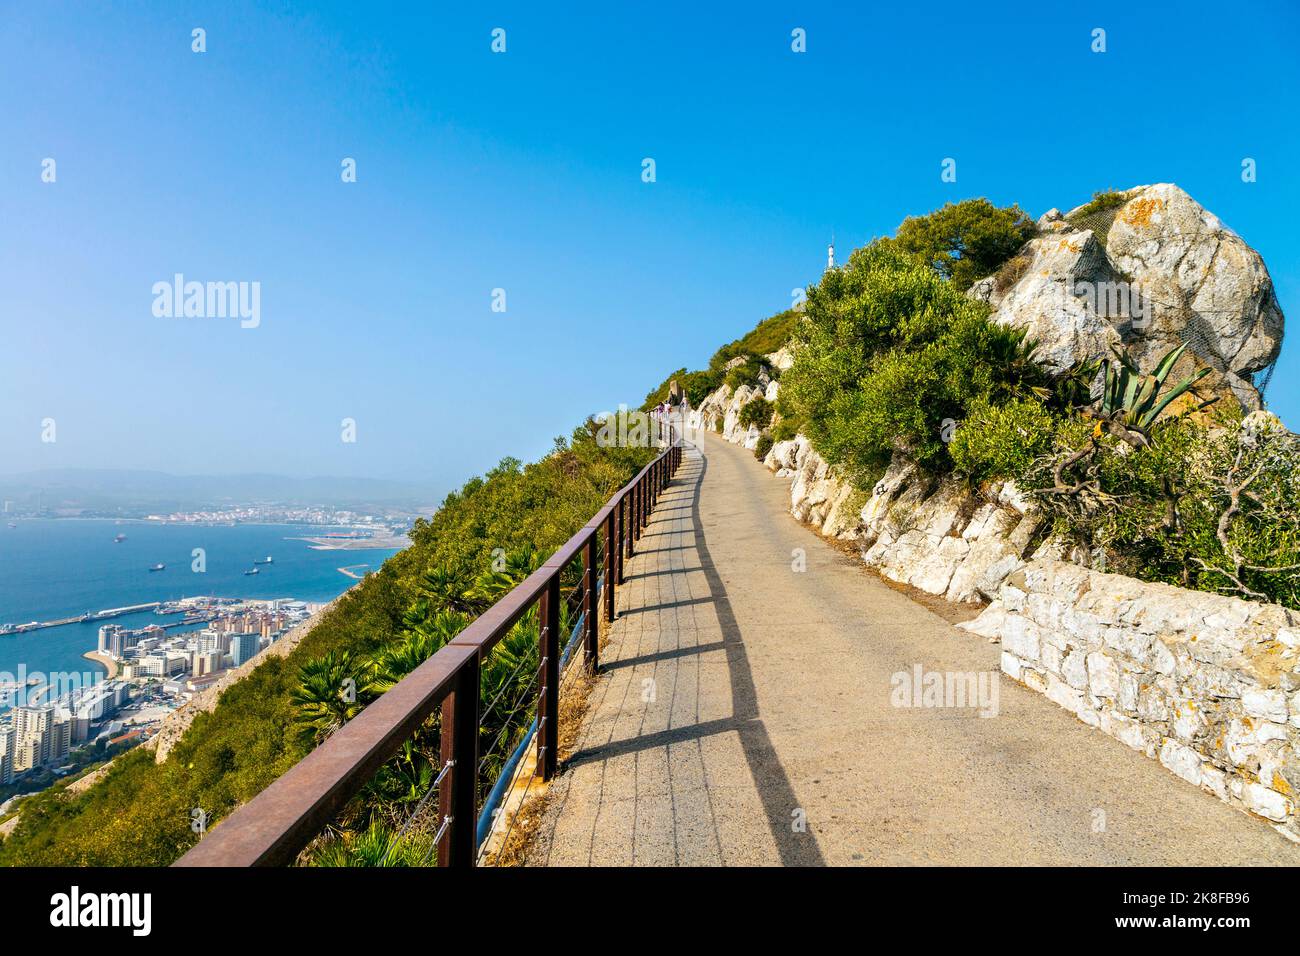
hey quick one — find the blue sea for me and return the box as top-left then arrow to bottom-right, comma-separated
0,519 -> 401,686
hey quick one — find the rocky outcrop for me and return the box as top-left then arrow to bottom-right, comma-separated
703,181 -> 1294,842
973,183 -> 1284,409
1107,184 -> 1285,407
765,346 -> 795,372
766,435 -> 859,536
962,560 -> 1300,840
974,228 -> 1124,372
762,436 -> 1037,604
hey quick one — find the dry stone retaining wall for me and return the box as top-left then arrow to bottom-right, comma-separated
962,561 -> 1300,840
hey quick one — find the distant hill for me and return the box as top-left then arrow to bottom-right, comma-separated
0,468 -> 442,514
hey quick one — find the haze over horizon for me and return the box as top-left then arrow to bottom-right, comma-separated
3,1 -> 1297,490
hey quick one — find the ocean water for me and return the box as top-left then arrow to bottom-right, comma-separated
0,519 -> 400,683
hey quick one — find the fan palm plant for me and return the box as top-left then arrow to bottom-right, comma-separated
290,650 -> 369,747
416,565 -> 485,615
371,609 -> 471,693
470,545 -> 539,606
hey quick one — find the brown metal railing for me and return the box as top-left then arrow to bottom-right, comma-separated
174,424 -> 683,867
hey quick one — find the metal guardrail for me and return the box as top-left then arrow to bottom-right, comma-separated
175,425 -> 683,867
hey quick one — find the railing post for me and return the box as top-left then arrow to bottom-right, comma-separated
537,576 -> 560,781
631,482 -> 640,545
623,492 -> 633,561
605,508 -> 617,618
583,533 -> 598,669
616,494 -> 626,582
438,652 -> 479,867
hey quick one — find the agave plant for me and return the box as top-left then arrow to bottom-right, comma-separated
1095,342 -> 1214,446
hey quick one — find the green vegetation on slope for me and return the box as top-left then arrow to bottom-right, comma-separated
0,423 -> 655,866
708,309 -> 801,370
641,309 -> 801,413
780,240 -> 1048,482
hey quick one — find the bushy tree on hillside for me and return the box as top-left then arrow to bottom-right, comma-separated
780,241 -> 1047,481
642,368 -> 721,410
885,198 -> 1036,291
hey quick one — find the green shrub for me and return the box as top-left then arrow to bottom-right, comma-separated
780,241 -> 1049,481
754,434 -> 774,461
642,368 -> 721,411
885,198 -> 1036,292
1070,189 -> 1129,218
1065,190 -> 1131,244
1027,410 -> 1300,609
723,357 -> 765,392
772,418 -> 801,442
738,399 -> 773,429
950,397 -> 1059,483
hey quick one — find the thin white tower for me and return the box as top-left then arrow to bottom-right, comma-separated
827,234 -> 835,270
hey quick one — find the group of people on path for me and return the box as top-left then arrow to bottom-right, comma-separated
650,397 -> 691,444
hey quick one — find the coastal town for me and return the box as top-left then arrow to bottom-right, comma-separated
0,597 -> 318,790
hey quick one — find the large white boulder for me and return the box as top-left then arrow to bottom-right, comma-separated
1105,184 -> 1284,407
983,228 -> 1123,372
971,183 -> 1284,408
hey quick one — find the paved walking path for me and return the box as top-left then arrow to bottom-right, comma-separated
526,432 -> 1295,865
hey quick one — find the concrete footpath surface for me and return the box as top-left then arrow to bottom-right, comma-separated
525,432 -> 1296,865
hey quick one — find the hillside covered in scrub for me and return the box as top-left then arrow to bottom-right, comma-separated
652,185 -> 1297,611
0,428 -> 656,866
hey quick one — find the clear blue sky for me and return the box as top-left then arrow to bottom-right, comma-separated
2,1 -> 1297,492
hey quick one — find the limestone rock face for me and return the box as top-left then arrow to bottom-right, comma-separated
721,384 -> 762,441
765,346 -> 796,372
983,228 -> 1123,372
767,441 -> 1031,602
972,183 -> 1284,408
1105,184 -> 1284,406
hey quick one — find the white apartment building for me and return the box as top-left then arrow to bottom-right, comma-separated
0,725 -> 14,785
